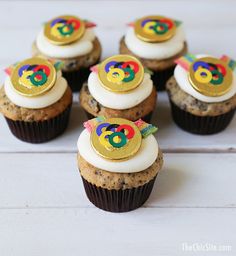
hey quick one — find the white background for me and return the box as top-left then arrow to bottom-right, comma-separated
0,1 -> 235,255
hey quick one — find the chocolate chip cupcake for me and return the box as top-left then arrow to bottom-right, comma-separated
119,15 -> 188,91
32,15 -> 102,92
80,54 -> 157,122
77,117 -> 163,212
166,54 -> 236,134
0,57 -> 72,143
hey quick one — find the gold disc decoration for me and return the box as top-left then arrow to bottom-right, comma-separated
44,15 -> 85,45
10,57 -> 56,97
188,57 -> 233,97
91,118 -> 142,161
134,15 -> 177,43
98,55 -> 144,93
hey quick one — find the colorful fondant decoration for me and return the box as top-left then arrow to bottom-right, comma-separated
10,57 -> 57,97
98,55 -> 144,93
83,116 -> 106,133
83,20 -> 97,29
134,119 -> 158,138
84,117 -> 158,161
134,15 -> 181,43
175,54 -> 236,97
44,15 -> 85,45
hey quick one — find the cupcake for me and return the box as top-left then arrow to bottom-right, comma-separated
166,54 -> 236,134
119,15 -> 188,91
32,15 -> 102,92
80,54 -> 157,122
0,57 -> 72,143
77,117 -> 163,212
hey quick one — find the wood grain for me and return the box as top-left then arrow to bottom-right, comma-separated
0,153 -> 235,209
0,208 -> 235,256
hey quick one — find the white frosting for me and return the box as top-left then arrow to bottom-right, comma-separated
174,54 -> 236,103
36,28 -> 95,58
124,26 -> 185,60
77,129 -> 158,173
4,71 -> 68,109
87,72 -> 153,109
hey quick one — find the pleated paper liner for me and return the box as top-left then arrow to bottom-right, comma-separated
62,68 -> 91,93
81,175 -> 157,212
151,65 -> 175,91
5,104 -> 72,143
62,60 -> 100,93
84,111 -> 153,123
169,100 -> 235,135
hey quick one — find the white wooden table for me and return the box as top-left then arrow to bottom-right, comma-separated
0,1 -> 235,255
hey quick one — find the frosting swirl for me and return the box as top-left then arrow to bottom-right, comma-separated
124,26 -> 185,60
88,72 -> 153,109
77,129 -> 158,173
36,28 -> 95,58
4,71 -> 68,109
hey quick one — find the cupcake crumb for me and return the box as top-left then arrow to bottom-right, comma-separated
78,150 -> 163,190
166,76 -> 236,116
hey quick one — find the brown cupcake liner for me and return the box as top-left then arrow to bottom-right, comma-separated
5,104 -> 72,143
62,68 -> 91,93
81,175 -> 157,212
84,110 -> 153,123
169,100 -> 235,135
151,65 -> 175,91
62,61 -> 100,92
